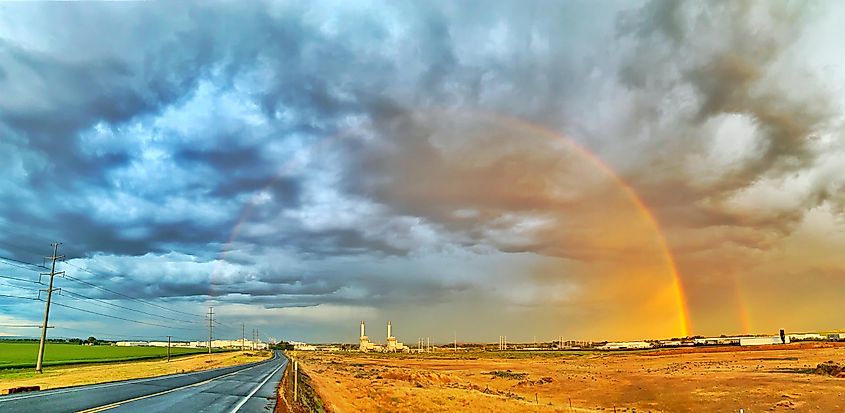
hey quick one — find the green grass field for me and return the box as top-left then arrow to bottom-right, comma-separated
0,342 -> 208,370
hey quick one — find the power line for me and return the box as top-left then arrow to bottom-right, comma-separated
57,293 -> 194,327
0,280 -> 41,292
2,245 -> 230,339
0,293 -> 40,301
48,300 -> 200,331
0,274 -> 40,284
0,257 -> 44,272
2,249 -> 208,322
59,289 -> 198,325
52,326 -> 196,341
62,262 -> 204,319
0,254 -> 48,268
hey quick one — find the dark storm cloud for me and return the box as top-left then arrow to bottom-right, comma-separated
0,2 -> 310,259
616,0 -> 837,227
4,0 -> 831,265
176,146 -> 303,204
2,0 -> 843,341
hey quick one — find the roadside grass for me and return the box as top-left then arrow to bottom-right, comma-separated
0,350 -> 272,393
0,342 -> 216,371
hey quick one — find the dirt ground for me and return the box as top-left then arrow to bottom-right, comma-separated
293,343 -> 845,412
0,350 -> 271,393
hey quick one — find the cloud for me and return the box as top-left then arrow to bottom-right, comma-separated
0,0 -> 843,341
616,0 -> 839,218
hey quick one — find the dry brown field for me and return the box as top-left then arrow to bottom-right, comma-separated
0,350 -> 271,393
293,343 -> 845,412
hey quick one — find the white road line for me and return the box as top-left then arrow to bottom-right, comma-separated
228,359 -> 286,413
0,371 -> 196,403
76,360 -> 274,413
0,356 -> 273,403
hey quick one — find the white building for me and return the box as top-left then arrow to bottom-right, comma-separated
788,333 -> 826,341
116,339 -> 266,349
115,341 -> 146,347
293,343 -> 317,351
739,336 -> 789,346
188,339 -> 268,350
597,341 -> 653,350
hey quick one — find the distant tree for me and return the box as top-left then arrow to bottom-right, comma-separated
271,341 -> 294,350
86,336 -> 98,345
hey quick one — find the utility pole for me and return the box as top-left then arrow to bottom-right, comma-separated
167,335 -> 172,362
207,307 -> 214,357
242,322 -> 245,352
36,243 -> 64,374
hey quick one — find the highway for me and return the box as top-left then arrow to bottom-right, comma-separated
0,351 -> 288,413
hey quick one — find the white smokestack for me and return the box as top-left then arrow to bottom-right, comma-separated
387,320 -> 392,338
360,320 -> 365,338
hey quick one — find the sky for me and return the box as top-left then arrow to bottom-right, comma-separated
1,0 -> 844,344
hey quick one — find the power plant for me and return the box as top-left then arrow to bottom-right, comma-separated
359,320 -> 408,352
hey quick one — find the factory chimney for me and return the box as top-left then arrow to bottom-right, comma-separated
387,320 -> 392,338
361,320 -> 366,339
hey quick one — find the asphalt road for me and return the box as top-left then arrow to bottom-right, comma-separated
0,351 -> 288,413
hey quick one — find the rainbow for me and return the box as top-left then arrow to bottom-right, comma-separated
210,110 -> 693,337
499,114 -> 692,337
733,273 -> 751,335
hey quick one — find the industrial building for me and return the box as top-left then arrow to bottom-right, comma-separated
292,342 -> 317,351
739,336 -> 789,346
596,341 -> 653,350
359,320 -> 408,352
828,333 -> 845,341
693,336 -> 742,346
114,339 -> 267,350
788,333 -> 826,341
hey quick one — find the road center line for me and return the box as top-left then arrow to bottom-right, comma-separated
74,357 -> 276,413
0,355 -> 274,404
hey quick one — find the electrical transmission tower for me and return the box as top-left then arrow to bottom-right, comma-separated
36,243 -> 64,373
207,307 -> 214,356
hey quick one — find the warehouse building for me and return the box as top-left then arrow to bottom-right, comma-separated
739,336 -> 789,346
